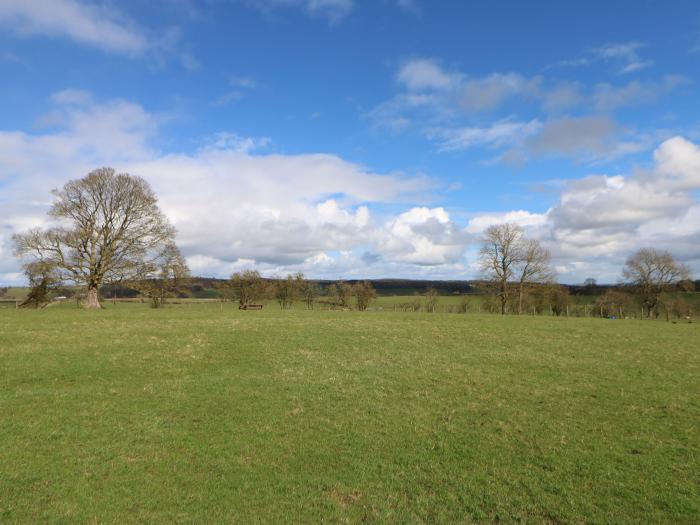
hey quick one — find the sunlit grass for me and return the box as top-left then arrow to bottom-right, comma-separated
1,303 -> 698,523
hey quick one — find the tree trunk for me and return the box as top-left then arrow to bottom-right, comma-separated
85,285 -> 101,309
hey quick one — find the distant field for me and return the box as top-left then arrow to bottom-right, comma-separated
1,303 -> 698,523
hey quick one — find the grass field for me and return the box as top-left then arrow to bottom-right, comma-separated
1,304 -> 698,524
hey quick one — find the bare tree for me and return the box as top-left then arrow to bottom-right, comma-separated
514,239 -> 553,314
229,270 -> 263,306
300,277 -> 319,309
622,248 -> 690,317
353,281 -> 376,311
425,287 -> 439,313
274,274 -> 301,309
331,281 -> 353,308
479,224 -> 553,315
594,289 -> 633,319
547,285 -> 571,316
457,295 -> 470,313
132,244 -> 190,308
478,223 -> 521,315
13,168 -> 175,309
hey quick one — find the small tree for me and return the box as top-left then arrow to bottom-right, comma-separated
622,248 -> 690,317
301,278 -> 319,309
132,244 -> 190,308
594,289 -> 634,318
229,270 -> 263,306
548,285 -> 571,316
425,287 -> 439,313
331,281 -> 353,308
514,239 -> 553,315
583,278 -> 597,288
457,295 -> 470,313
671,297 -> 690,319
354,281 -> 376,311
18,261 -> 60,309
274,274 -> 300,309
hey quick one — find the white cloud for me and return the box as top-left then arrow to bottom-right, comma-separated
544,137 -> 700,278
377,207 -> 470,265
456,136 -> 700,282
397,58 -> 459,91
553,41 -> 653,75
0,91 -> 452,284
0,0 -> 148,56
0,0 -> 195,67
593,42 -> 653,74
4,93 -> 700,285
426,119 -> 541,152
371,57 -> 683,165
466,210 -> 548,234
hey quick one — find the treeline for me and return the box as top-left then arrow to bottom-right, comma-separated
220,270 -> 377,311
94,277 -> 700,302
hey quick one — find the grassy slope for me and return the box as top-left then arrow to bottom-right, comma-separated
1,304 -> 698,524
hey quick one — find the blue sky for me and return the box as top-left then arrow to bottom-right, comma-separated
2,0 -> 700,284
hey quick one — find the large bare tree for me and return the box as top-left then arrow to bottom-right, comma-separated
622,248 -> 690,317
479,223 -> 552,315
13,168 -> 176,309
479,223 -> 520,315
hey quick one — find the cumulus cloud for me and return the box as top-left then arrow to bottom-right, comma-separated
555,136 -> 700,229
457,136 -> 700,282
466,210 -> 548,234
544,137 -> 700,279
3,92 -> 700,285
0,91 -> 458,284
377,207 -> 470,265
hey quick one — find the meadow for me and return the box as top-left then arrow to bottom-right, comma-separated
1,303 -> 698,524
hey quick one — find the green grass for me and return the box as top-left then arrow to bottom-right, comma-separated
1,304 -> 698,524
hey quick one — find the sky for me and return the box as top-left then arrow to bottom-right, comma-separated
2,0 -> 700,285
